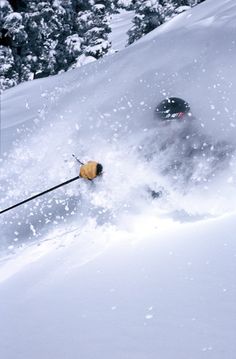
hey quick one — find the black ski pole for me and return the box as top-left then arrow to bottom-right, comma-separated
72,154 -> 84,165
0,175 -> 81,215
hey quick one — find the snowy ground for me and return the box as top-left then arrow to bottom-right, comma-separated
108,9 -> 134,52
0,0 -> 236,358
0,213 -> 236,359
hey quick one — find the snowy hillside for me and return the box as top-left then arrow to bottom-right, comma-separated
109,9 -> 134,52
1,0 -> 236,358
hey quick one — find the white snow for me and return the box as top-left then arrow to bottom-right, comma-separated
5,12 -> 23,22
1,0 -> 236,358
109,9 -> 134,51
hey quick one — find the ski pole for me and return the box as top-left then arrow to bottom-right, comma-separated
72,154 -> 84,165
0,175 -> 81,215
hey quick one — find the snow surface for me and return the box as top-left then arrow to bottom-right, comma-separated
109,9 -> 134,52
1,1 -> 236,358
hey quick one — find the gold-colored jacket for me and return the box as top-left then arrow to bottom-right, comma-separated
79,161 -> 98,180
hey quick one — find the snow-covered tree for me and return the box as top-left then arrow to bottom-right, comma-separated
128,0 -> 206,45
0,0 -> 113,90
94,0 -> 114,13
1,0 -> 72,85
77,3 -> 111,60
0,0 -> 205,91
115,0 -> 135,10
0,1 -> 25,90
127,1 -> 167,45
0,46 -> 18,91
21,0 -> 80,78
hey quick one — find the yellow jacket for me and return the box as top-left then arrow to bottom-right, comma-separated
79,161 -> 99,180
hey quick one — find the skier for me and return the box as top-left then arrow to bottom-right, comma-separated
147,96 -> 234,197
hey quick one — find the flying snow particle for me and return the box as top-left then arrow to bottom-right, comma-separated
30,224 -> 37,236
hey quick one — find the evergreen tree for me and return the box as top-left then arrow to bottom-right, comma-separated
128,0 -> 206,45
22,0 -> 80,78
128,1 -> 167,45
0,0 -> 27,90
77,3 -> 111,60
94,0 -> 114,14
0,0 -> 114,90
0,46 -> 18,90
114,0 -> 135,10
0,0 -> 205,91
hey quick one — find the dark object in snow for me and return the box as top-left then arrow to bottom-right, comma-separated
146,187 -> 164,200
155,97 -> 191,120
151,189 -> 163,199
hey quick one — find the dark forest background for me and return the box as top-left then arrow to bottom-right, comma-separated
0,0 -> 205,91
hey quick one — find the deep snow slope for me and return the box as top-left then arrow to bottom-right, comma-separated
0,213 -> 236,359
0,0 -> 236,358
1,0 -> 236,247
109,9 -> 134,52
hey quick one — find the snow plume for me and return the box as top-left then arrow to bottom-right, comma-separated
1,112 -> 236,250
1,0 -> 236,251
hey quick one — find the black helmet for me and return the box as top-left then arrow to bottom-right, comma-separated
155,97 -> 190,120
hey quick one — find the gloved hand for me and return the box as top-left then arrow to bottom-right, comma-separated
79,161 -> 103,180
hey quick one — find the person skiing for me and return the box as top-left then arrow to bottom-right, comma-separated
145,96 -> 234,197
